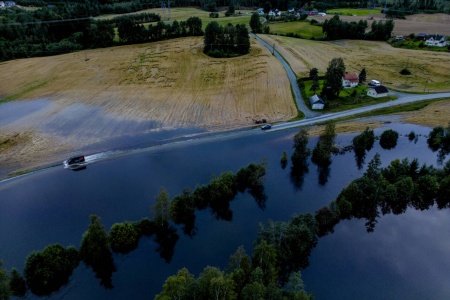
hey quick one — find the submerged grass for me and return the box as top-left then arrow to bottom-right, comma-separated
1,80 -> 49,103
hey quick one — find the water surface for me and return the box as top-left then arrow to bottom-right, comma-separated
0,122 -> 448,299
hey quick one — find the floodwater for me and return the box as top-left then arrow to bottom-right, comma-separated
0,122 -> 449,299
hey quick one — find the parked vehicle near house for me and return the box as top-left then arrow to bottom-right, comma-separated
369,80 -> 381,87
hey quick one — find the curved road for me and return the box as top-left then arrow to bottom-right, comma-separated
250,32 -> 320,119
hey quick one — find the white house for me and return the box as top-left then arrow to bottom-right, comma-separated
425,34 -> 448,47
342,73 -> 359,88
0,1 -> 5,8
367,86 -> 389,98
309,94 -> 325,110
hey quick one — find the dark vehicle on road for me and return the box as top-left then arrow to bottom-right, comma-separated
261,124 -> 272,130
64,155 -> 85,168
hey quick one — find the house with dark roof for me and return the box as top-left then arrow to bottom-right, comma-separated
342,73 -> 359,88
425,34 -> 448,47
367,86 -> 389,98
309,94 -> 325,110
417,33 -> 427,41
4,0 -> 15,6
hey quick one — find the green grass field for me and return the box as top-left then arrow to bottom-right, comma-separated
326,8 -> 382,16
266,21 -> 324,39
96,7 -> 254,29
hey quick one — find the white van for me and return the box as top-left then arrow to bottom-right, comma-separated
370,80 -> 381,87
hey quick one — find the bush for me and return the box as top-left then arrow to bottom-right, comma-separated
400,68 -> 411,75
379,129 -> 399,149
408,131 -> 416,141
109,222 -> 139,254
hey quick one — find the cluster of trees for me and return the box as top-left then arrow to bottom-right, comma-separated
156,244 -> 314,299
322,57 -> 346,100
287,123 -> 336,187
117,16 -> 203,44
0,7 -> 202,61
322,15 -> 394,41
317,153 -> 450,233
203,21 -> 250,57
311,122 -> 336,168
352,127 -> 375,167
0,162 -> 268,298
379,129 -> 399,149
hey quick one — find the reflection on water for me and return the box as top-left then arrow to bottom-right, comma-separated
0,122 -> 448,299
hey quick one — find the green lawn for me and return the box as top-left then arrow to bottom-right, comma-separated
326,8 -> 382,16
303,79 -> 397,112
266,21 -> 324,39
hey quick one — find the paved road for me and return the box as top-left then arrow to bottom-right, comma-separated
250,33 -> 320,119
271,92 -> 450,131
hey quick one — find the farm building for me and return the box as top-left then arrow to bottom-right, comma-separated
309,94 -> 325,109
417,33 -> 427,40
367,86 -> 389,98
425,35 -> 448,47
342,73 -> 359,88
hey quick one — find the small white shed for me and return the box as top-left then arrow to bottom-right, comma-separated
309,94 -> 325,110
367,86 -> 389,98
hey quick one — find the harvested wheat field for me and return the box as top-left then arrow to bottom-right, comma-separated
0,36 -> 295,176
309,13 -> 450,36
258,34 -> 450,92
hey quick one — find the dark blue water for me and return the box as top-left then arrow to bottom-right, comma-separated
0,123 -> 448,299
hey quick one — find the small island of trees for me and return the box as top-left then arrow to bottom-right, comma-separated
203,21 -> 250,58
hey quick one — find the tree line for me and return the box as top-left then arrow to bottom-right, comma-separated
203,21 -> 250,57
322,15 -> 394,41
0,162 -> 268,298
0,7 -> 203,61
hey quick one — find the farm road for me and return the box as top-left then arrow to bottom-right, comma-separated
250,33 -> 321,119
